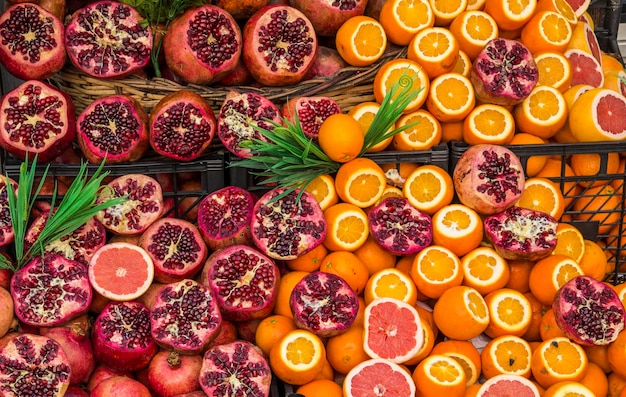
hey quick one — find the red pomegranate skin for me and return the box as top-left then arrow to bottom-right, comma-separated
90,376 -> 152,397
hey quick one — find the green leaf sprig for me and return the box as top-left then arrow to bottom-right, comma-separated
234,70 -> 424,199
0,156 -> 128,272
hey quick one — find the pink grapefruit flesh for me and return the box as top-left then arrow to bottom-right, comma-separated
566,49 -> 604,87
344,358 -> 416,397
478,374 -> 541,397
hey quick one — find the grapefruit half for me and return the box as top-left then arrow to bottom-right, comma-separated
344,358 -> 416,397
477,373 -> 541,397
565,49 -> 605,88
569,87 -> 626,142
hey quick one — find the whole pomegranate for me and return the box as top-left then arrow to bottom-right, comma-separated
64,1 -> 153,79
0,2 -> 66,80
40,324 -> 96,385
0,287 -> 14,339
242,4 -> 318,86
289,0 -> 368,36
213,0 -> 270,19
86,364 -> 134,392
164,5 -> 242,85
304,45 -> 348,79
147,351 -> 203,396
0,80 -> 76,162
453,144 -> 525,215
91,376 -> 151,397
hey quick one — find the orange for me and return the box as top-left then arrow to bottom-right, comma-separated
530,337 -> 588,389
373,58 -> 430,113
348,102 -> 393,153
255,314 -> 298,356
609,372 -> 626,397
506,260 -> 533,293
462,103 -> 515,145
522,291 -> 549,342
390,109 -> 442,151
402,164 -> 454,215
613,282 -> 626,309
286,244 -> 328,273
395,253 -> 417,275
403,316 -> 436,366
315,358 -> 334,381
563,83 -> 594,109
461,247 -> 510,296
535,0 -> 578,25
343,358 -> 416,397
274,271 -> 308,318
319,250 -> 369,295
534,51 -> 574,93
430,339 -> 482,386
335,15 -> 387,67
296,379 -> 342,397
601,52 -> 625,73
466,0 -> 487,10
412,354 -> 467,397
432,285 -> 490,340
508,133 -> 548,177
411,245 -> 464,299
407,27 -> 459,79
305,174 -> 339,211
363,297 -> 424,363
513,85 -> 568,139
379,0 -> 435,46
364,267 -> 418,306
528,254 -> 584,305
520,11 -> 573,54
353,296 -> 366,327
432,204 -> 484,258
483,0 -> 537,30
322,203 -> 369,252
539,307 -> 567,341
579,362 -> 609,397
335,157 -> 387,208
428,0 -> 469,26
578,239 -> 609,280
483,288 -> 533,338
583,343 -> 612,373
536,158 -> 579,207
543,381 -> 595,397
515,177 -> 565,220
353,235 -> 396,276
448,11 -> 499,61
607,327 -> 626,378
603,69 -> 626,97
318,113 -> 364,163
570,151 -> 621,187
481,334 -> 533,378
269,329 -> 326,385
452,50 -> 472,77
569,88 -> 626,143
572,184 -> 621,234
325,325 -> 370,375
426,72 -> 475,123
88,242 -> 154,302
552,223 -> 586,263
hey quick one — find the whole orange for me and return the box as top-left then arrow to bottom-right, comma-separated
317,113 -> 364,163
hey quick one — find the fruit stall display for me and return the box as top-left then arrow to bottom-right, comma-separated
2,0 -> 626,396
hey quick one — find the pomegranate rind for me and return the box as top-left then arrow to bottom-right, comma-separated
453,144 -> 525,215
289,271 -> 359,337
484,206 -> 558,261
0,176 -> 17,248
553,276 -> 626,346
251,188 -> 327,261
201,244 -> 280,322
280,96 -> 342,140
10,254 -> 92,327
199,340 -> 271,397
368,197 -> 433,256
0,334 -> 72,397
344,358 -> 416,397
150,279 -> 223,354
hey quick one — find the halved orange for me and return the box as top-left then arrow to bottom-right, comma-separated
364,267 -> 418,306
407,27 -> 460,79
528,254 -> 584,305
535,0 -> 578,25
484,0 -> 537,31
483,288 -> 533,338
515,177 -> 565,220
551,222 -> 586,262
348,102 -> 393,153
335,157 -> 387,208
322,202 -> 369,252
451,50 -> 472,77
390,109 -> 442,151
513,85 -> 568,139
379,0 -> 435,46
335,16 -> 388,67
543,381 -> 596,397
462,103 -> 515,145
481,335 -> 533,379
432,285 -> 490,340
520,11 -> 573,54
428,0 -> 469,26
412,354 -> 467,397
531,337 -> 588,389
373,58 -> 430,113
402,164 -> 454,215
461,246 -> 510,296
448,10 -> 499,60
269,329 -> 327,385
305,174 -> 339,211
534,51 -> 574,93
425,72 -> 475,123
432,204 -> 484,258
411,245 -> 464,299
430,339 -> 482,386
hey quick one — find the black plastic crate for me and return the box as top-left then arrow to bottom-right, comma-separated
227,143 -> 450,192
450,140 -> 626,284
589,0 -> 623,57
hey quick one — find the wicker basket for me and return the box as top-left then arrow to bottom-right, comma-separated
48,45 -> 408,115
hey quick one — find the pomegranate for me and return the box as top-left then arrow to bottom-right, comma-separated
150,279 -> 223,354
77,94 -> 150,163
0,80 -> 77,162
0,333 -> 71,396
37,0 -> 67,20
470,38 -> 539,106
0,176 -> 16,248
86,364 -> 134,392
64,0 -> 153,79
196,185 -> 255,251
236,318 -> 263,343
10,254 -> 92,327
242,4 -> 318,86
139,218 -> 208,283
163,5 -> 242,85
24,211 -> 107,267
199,340 -> 271,396
201,244 -> 281,321
206,319 -> 238,349
484,206 -> 558,261
149,90 -> 217,161
251,187 -> 327,260
172,179 -> 204,221
213,0 -> 270,19
290,0 -> 368,36
136,282 -> 168,310
368,197 -> 433,256
217,58 -> 254,86
217,90 -> 282,159
92,301 -> 159,372
39,324 -> 96,385
290,271 -> 359,337
91,376 -> 151,397
304,45 -> 348,79
281,96 -> 342,139
453,144 -> 525,215
147,351 -> 203,396
553,276 -> 625,346
0,3 -> 66,80
0,287 -> 14,339
96,174 -> 164,235
64,386 -> 90,397
0,267 -> 12,290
